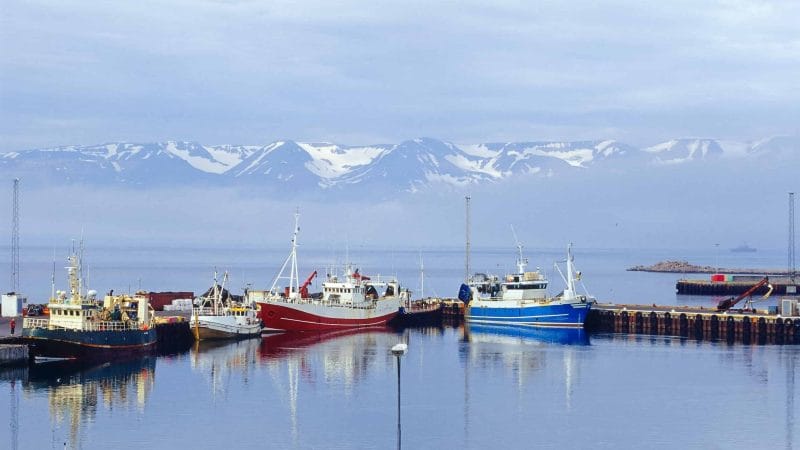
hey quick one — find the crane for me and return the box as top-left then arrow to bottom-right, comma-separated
716,277 -> 772,312
299,270 -> 317,299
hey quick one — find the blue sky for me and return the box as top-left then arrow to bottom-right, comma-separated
1,0 -> 798,151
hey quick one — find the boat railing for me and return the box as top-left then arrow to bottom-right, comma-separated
194,306 -> 220,316
193,306 -> 250,316
23,318 -> 50,329
84,320 -> 144,331
23,317 -> 145,331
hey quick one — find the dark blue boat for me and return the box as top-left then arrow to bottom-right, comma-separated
22,244 -> 157,360
23,327 -> 157,359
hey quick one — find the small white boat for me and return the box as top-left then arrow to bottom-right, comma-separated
190,271 -> 262,340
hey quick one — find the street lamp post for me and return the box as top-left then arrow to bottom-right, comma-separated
391,343 -> 408,450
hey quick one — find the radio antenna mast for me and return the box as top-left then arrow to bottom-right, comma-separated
11,178 -> 20,293
790,192 -> 796,283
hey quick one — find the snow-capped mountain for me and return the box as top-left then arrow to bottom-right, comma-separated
1,136 -> 796,191
232,141 -> 319,186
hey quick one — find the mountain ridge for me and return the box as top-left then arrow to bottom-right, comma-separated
2,136 -> 797,191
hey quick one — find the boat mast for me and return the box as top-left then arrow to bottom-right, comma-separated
511,224 -> 527,273
212,269 -> 219,315
68,240 -> 81,304
270,209 -> 301,300
565,243 -> 576,299
51,248 -> 56,301
221,271 -> 229,309
419,251 -> 424,300
290,210 -> 300,298
465,195 -> 471,283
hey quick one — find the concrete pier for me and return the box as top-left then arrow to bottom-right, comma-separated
676,279 -> 791,296
587,303 -> 800,345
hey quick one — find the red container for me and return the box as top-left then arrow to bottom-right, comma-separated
147,291 -> 194,311
710,274 -> 725,282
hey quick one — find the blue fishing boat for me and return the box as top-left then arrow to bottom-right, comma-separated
460,243 -> 593,328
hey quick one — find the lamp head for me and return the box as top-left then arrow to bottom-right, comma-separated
391,343 -> 408,356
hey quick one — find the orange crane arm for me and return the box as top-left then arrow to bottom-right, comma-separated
299,270 -> 318,298
716,277 -> 770,311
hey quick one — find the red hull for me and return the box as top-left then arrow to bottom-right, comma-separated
258,302 -> 399,332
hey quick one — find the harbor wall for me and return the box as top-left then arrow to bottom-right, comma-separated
586,306 -> 800,345
676,279 -> 797,296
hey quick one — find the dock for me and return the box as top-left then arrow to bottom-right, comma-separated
441,299 -> 465,319
0,344 -> 29,366
154,316 -> 194,353
587,303 -> 800,345
676,278 -> 797,296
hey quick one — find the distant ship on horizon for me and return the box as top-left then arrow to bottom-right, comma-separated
730,243 -> 757,253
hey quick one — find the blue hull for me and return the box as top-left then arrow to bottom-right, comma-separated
466,302 -> 591,327
22,327 -> 157,360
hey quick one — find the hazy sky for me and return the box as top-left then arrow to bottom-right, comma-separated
2,0 -> 799,151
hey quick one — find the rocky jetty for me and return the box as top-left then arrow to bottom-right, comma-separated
628,260 -> 787,275
628,260 -> 718,273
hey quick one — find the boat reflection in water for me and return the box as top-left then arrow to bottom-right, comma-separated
259,327 -> 401,362
190,337 -> 261,395
464,323 -> 590,346
22,357 -> 156,449
461,323 -> 589,426
258,328 -> 400,444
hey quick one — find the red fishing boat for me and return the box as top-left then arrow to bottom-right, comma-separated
247,211 -> 406,332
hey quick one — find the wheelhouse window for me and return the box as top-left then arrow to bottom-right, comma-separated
506,283 -> 547,290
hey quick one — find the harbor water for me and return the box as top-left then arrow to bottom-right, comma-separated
0,246 -> 798,449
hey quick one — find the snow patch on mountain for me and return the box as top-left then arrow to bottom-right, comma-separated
298,142 -> 387,179
205,145 -> 255,168
524,145 -> 594,167
459,144 -> 500,158
164,142 -> 229,174
445,153 -> 504,178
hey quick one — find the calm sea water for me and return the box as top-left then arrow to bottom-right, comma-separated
1,246 -> 797,449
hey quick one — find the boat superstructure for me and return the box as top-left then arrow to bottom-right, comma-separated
463,242 -> 593,328
22,242 -> 157,359
248,211 -> 404,332
190,271 -> 262,340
